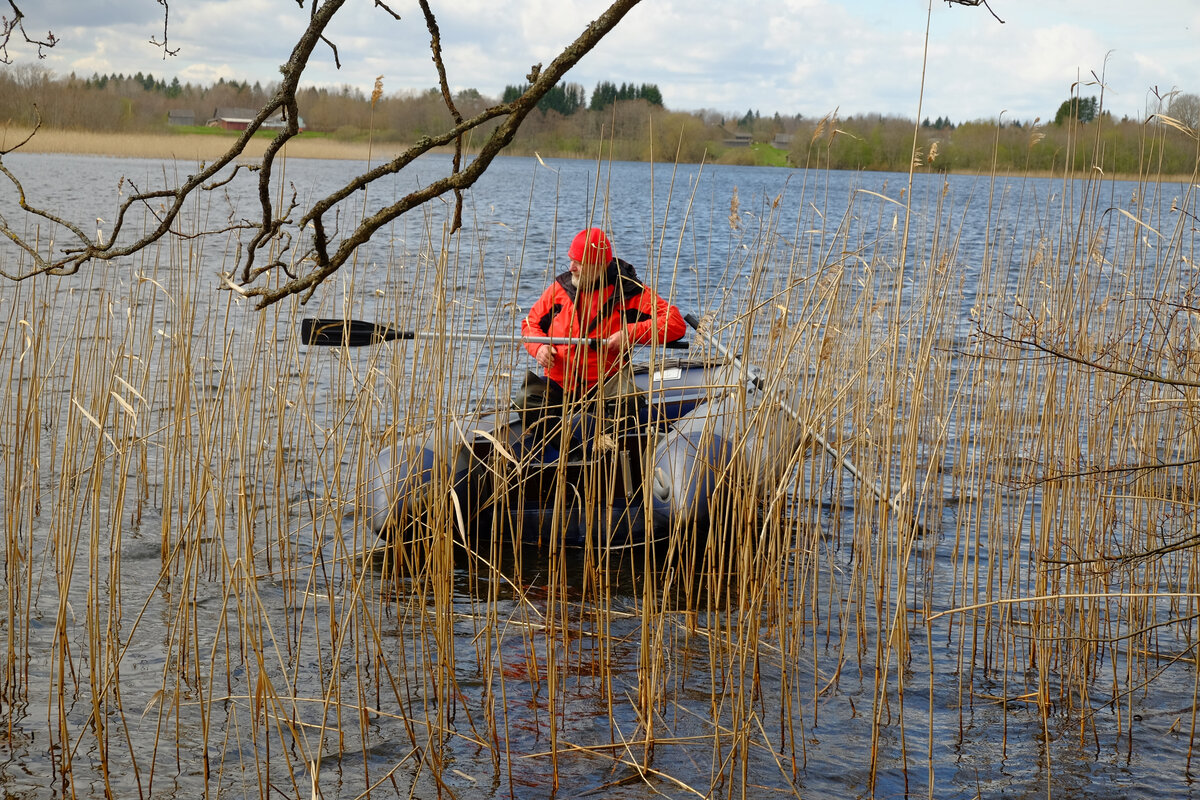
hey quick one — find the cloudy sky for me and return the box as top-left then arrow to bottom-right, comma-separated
19,0 -> 1200,124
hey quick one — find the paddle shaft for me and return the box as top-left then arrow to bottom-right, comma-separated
301,317 -> 689,350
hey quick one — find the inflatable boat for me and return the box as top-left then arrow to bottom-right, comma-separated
300,315 -> 805,550
362,357 -> 801,549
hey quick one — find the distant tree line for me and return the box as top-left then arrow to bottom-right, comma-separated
796,103 -> 1198,175
86,71 -> 185,97
1,64 -> 1196,176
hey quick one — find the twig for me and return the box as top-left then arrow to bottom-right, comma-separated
0,0 -> 58,63
418,0 -> 465,234
989,330 -> 1200,389
148,0 -> 179,57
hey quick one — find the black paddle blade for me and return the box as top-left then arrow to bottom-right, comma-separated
301,318 -> 401,347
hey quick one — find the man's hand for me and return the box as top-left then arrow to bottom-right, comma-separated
603,329 -> 630,353
535,344 -> 557,369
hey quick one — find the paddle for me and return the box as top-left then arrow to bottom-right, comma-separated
683,313 -> 927,536
301,317 -> 690,350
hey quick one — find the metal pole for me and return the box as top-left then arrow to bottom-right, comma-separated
684,314 -> 921,533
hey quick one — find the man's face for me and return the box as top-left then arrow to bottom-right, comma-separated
569,257 -> 606,288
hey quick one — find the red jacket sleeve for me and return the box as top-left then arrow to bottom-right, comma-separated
628,288 -> 687,345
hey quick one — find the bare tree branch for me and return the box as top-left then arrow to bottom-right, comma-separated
0,0 -> 57,63
943,0 -> 1005,23
986,329 -> 1200,389
374,0 -> 402,21
0,0 -> 645,308
149,0 -> 179,57
318,35 -> 341,69
419,0 -> 465,234
0,0 -> 350,283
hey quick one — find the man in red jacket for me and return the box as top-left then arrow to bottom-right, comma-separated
518,227 -> 686,414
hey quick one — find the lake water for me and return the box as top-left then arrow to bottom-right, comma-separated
1,148 -> 1199,799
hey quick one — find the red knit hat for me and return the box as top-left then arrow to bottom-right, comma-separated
567,227 -> 613,266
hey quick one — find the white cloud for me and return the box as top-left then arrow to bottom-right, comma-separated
19,0 -> 1200,122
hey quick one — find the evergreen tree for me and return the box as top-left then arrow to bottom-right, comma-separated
1053,95 -> 1098,125
502,82 -> 586,115
638,83 -> 663,106
588,80 -> 662,110
590,80 -> 617,110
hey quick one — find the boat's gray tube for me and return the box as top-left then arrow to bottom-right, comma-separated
680,313 -> 921,533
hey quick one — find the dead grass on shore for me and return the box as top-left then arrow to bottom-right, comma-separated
0,126 -> 414,162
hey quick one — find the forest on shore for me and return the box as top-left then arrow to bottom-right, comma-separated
2,64 -> 1197,176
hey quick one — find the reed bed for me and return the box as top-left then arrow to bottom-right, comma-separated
1,141 -> 1198,799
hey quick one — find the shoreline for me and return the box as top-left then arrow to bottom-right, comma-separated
2,127 -> 1193,184
0,127 -> 416,163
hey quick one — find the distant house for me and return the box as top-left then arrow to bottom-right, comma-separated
772,133 -> 793,148
167,109 -> 195,126
206,107 -> 305,132
722,131 -> 753,148
207,107 -> 258,131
